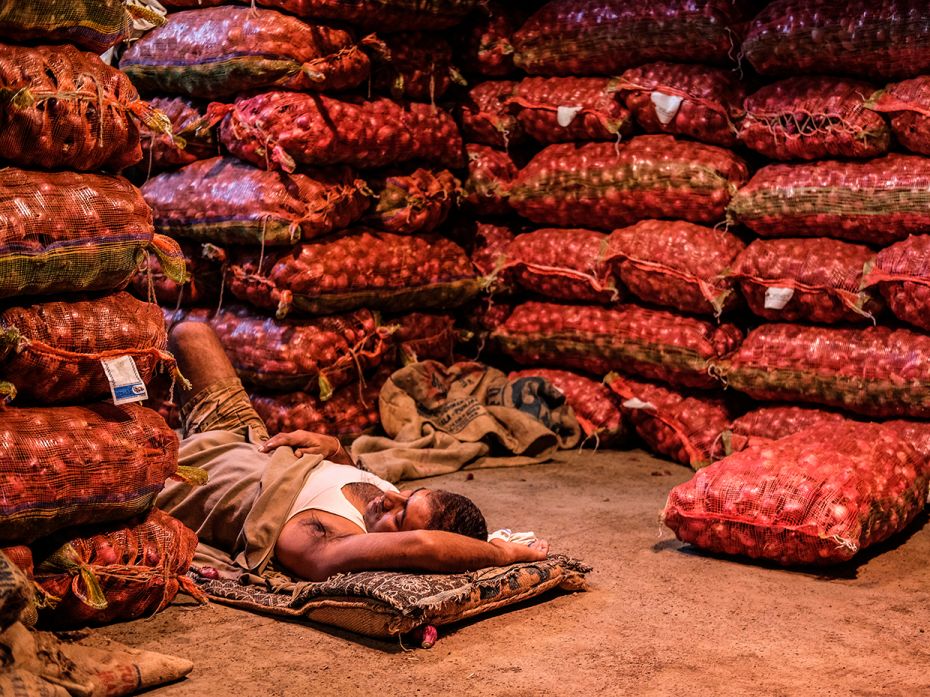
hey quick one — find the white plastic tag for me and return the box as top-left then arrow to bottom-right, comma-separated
622,398 -> 656,410
557,105 -> 583,127
101,355 -> 148,405
764,286 -> 795,310
650,91 -> 683,125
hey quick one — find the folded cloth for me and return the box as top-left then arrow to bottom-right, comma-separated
352,361 -> 581,482
487,529 -> 538,545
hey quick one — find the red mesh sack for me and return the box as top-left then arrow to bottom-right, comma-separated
143,371 -> 181,431
0,292 -> 177,406
369,33 -> 461,101
462,144 -> 517,216
251,369 -> 388,438
456,2 -> 531,78
605,220 -> 743,316
131,243 -> 221,308
738,77 -> 890,161
868,76 -> 930,155
732,238 -> 880,325
513,0 -> 742,76
385,313 -> 456,366
0,403 -> 180,544
727,155 -> 930,246
142,157 -> 370,247
606,374 -> 730,469
617,62 -> 744,147
723,406 -> 852,456
0,1 -> 135,53
210,306 -> 392,396
509,368 -> 627,445
863,234 -> 930,331
719,324 -> 930,418
468,222 -> 516,277
743,0 -> 930,81
886,420 -> 930,464
510,136 -> 749,230
498,229 -> 619,304
493,301 -> 742,389
0,44 -> 159,171
227,230 -> 480,318
120,7 -> 369,99
457,81 -> 524,149
220,91 -> 464,171
506,77 -> 633,143
33,509 -> 202,627
364,169 -> 459,235
253,0 -> 481,31
0,168 -> 185,300
138,97 -> 217,173
663,422 -> 930,565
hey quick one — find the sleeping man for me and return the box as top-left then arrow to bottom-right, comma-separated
157,321 -> 548,583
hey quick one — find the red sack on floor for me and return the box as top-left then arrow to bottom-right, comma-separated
863,234 -> 930,331
605,220 -> 743,316
732,238 -> 880,324
0,404 -> 180,544
510,368 -> 627,445
498,229 -> 619,304
867,76 -> 930,155
120,7 -> 369,99
0,44 -> 159,171
210,306 -> 391,396
369,33 -> 461,101
0,169 -> 184,299
723,406 -> 852,455
462,144 -> 517,215
252,0 -> 482,31
457,81 -> 524,148
743,0 -> 930,81
142,157 -> 370,246
507,77 -> 632,143
131,242 -> 221,308
663,422 -> 930,565
364,169 -> 459,235
220,91 -> 464,171
606,374 -> 730,469
456,2 -> 530,78
0,0 -> 134,53
385,313 -> 456,366
493,301 -> 742,389
138,97 -> 217,173
510,136 -> 749,230
0,292 -> 176,406
513,0 -> 741,76
227,230 -> 480,317
727,155 -> 930,245
739,77 -> 889,161
617,62 -> 744,147
719,323 -> 930,418
33,509 -> 202,627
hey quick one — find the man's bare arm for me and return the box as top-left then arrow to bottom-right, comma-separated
258,430 -> 354,465
275,523 -> 548,582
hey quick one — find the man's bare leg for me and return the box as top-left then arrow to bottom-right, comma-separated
169,321 -> 237,407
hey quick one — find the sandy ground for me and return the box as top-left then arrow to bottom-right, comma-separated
98,449 -> 930,697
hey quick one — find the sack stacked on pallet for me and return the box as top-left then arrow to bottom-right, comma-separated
0,0 -> 203,627
119,2 -> 483,438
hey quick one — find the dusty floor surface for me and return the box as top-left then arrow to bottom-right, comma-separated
98,449 -> 930,697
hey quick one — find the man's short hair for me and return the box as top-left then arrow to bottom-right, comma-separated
426,490 -> 488,541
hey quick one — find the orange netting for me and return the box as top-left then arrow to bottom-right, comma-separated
0,0 -> 134,54
863,234 -> 930,332
457,81 -> 523,149
364,168 -> 460,235
462,144 -> 517,216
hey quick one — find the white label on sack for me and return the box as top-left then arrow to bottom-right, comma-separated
622,398 -> 656,411
650,91 -> 683,125
557,105 -> 583,127
764,286 -> 795,310
101,355 -> 148,405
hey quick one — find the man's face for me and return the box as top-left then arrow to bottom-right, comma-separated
364,488 -> 433,533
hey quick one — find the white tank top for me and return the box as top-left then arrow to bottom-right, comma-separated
286,461 -> 398,532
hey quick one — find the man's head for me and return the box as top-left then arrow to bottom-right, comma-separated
364,488 -> 488,540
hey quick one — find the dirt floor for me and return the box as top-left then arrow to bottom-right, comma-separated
98,448 -> 930,697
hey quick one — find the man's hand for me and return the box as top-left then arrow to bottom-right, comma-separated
258,430 -> 346,460
490,537 -> 550,565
